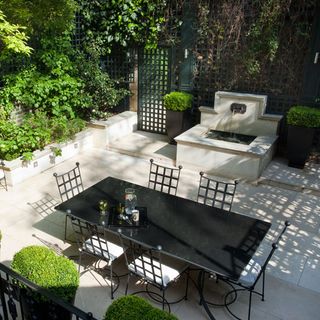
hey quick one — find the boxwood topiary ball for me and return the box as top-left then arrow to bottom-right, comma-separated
143,307 -> 179,320
104,295 -> 152,320
11,245 -> 79,302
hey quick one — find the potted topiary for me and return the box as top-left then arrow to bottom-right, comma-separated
286,105 -> 320,168
11,245 -> 79,320
104,295 -> 179,320
163,91 -> 193,144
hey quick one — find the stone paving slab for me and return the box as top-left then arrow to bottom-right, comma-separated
1,146 -> 320,319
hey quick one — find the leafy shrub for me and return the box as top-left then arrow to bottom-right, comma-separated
287,106 -> 320,128
104,295 -> 178,320
163,91 -> 193,112
0,63 -> 91,120
0,112 -> 86,161
74,51 -> 131,120
11,245 -> 79,302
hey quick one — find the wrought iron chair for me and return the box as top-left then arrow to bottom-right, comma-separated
68,213 -> 124,299
53,162 -> 84,241
148,158 -> 182,195
197,171 -> 238,211
0,160 -> 8,191
221,220 -> 291,320
120,237 -> 189,312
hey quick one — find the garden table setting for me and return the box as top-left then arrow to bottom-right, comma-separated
56,176 -> 271,319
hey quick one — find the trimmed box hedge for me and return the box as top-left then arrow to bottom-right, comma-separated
163,91 -> 193,112
11,245 -> 79,302
287,105 -> 320,128
104,295 -> 179,320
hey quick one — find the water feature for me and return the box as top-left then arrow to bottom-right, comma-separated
206,130 -> 257,145
175,91 -> 283,180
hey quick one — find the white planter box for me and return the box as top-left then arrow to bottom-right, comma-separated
88,111 -> 137,147
2,129 -> 93,186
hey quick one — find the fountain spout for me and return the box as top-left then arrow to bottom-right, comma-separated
230,103 -> 246,114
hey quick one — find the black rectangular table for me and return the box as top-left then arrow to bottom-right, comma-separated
56,176 -> 271,281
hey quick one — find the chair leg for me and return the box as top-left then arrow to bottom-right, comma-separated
184,269 -> 190,300
162,289 -> 165,310
198,270 -> 205,306
110,264 -> 114,300
78,251 -> 82,274
248,290 -> 253,320
261,270 -> 265,301
125,273 -> 130,296
64,214 -> 68,242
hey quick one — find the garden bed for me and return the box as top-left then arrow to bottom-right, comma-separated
2,111 -> 137,187
3,129 -> 94,186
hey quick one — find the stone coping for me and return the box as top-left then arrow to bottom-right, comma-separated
175,124 -> 278,158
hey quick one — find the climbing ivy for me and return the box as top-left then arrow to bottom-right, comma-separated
79,0 -> 167,54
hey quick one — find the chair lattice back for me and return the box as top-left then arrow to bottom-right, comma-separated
0,160 -> 8,191
124,241 -> 165,289
197,172 -> 238,211
251,221 -> 290,287
68,214 -> 112,261
53,162 -> 83,202
148,158 -> 182,196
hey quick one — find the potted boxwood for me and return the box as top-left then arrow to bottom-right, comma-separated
286,105 -> 320,168
163,91 -> 193,144
11,245 -> 79,320
104,295 -> 179,320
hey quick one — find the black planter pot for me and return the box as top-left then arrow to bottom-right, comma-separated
166,110 -> 190,144
287,125 -> 314,169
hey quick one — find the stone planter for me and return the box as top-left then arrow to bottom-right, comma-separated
1,111 -> 138,187
2,129 -> 94,186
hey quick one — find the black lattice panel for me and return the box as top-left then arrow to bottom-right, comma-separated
101,49 -> 135,83
138,48 -> 171,134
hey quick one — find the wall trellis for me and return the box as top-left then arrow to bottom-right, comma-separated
137,48 -> 171,134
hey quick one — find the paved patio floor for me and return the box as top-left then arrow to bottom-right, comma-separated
1,132 -> 320,319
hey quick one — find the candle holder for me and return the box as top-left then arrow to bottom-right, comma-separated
99,200 -> 108,215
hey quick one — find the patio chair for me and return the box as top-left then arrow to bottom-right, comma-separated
68,213 -> 124,299
197,171 -> 238,211
220,220 -> 291,320
0,160 -> 8,191
53,162 -> 84,241
148,158 -> 182,196
120,237 -> 189,312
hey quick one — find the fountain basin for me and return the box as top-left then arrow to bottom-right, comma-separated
176,124 -> 277,180
206,130 -> 257,145
175,91 -> 282,181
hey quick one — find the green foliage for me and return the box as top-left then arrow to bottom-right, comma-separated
0,0 -> 77,40
163,91 -> 193,112
0,112 -> 85,161
11,245 -> 79,302
144,308 -> 179,320
79,0 -> 167,54
0,62 -> 91,119
104,295 -> 178,320
0,9 -> 32,58
287,106 -> 320,128
74,51 -> 130,120
244,0 -> 289,76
